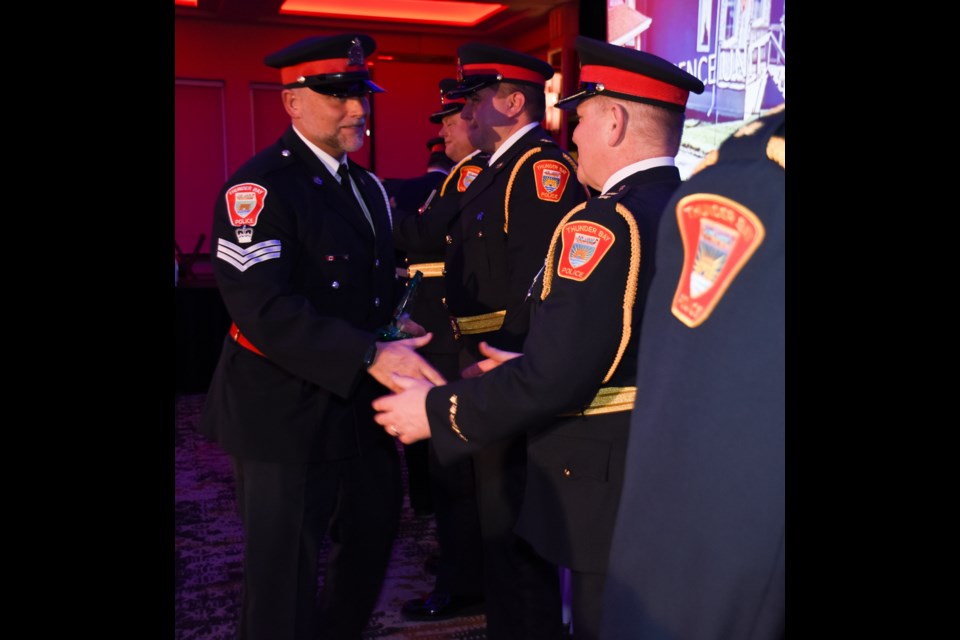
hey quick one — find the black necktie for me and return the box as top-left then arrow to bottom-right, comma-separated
337,164 -> 354,195
337,163 -> 375,232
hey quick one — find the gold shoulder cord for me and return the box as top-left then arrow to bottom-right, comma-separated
602,203 -> 640,383
540,202 -> 640,384
767,135 -> 785,169
503,147 -> 541,233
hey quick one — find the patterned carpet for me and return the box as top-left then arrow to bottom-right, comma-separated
174,393 -> 488,639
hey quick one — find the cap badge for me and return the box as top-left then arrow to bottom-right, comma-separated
670,193 -> 766,328
347,37 -> 365,66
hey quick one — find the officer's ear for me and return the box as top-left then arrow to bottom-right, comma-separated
607,101 -> 629,147
281,89 -> 301,119
502,86 -> 526,118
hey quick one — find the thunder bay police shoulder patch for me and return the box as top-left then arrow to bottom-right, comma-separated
671,193 -> 765,327
557,220 -> 615,282
457,164 -> 482,192
533,159 -> 570,202
225,183 -> 268,226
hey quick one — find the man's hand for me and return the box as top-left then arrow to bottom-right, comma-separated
461,340 -> 523,378
397,313 -> 426,337
372,374 -> 434,443
367,333 -> 446,392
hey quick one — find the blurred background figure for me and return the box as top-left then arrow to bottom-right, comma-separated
599,106 -> 785,640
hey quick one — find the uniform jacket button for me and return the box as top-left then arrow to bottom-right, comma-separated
331,281 -> 340,289
375,258 -> 381,267
562,467 -> 572,478
477,231 -> 484,238
445,235 -> 453,245
374,297 -> 381,307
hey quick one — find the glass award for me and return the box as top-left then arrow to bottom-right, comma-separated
375,270 -> 422,341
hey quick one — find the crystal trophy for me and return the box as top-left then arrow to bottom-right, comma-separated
375,270 -> 423,341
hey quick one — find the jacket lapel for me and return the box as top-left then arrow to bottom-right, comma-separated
280,128 -> 376,241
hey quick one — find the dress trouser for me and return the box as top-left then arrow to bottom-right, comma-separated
232,443 -> 401,640
569,570 -> 606,640
473,435 -> 566,640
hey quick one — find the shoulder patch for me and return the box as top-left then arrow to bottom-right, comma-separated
225,183 -> 268,227
671,193 -> 766,328
532,159 -> 570,202
457,164 -> 483,192
557,220 -> 616,282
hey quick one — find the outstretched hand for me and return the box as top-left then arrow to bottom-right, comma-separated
372,374 -> 434,443
461,341 -> 523,379
367,333 -> 446,392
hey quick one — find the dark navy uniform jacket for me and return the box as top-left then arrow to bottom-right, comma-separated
200,125 -> 400,464
425,165 -> 682,572
600,109 -> 785,640
442,125 -> 588,352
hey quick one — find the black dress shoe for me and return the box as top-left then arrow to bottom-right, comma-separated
401,592 -> 485,621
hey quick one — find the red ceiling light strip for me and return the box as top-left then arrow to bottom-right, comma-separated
175,0 -> 198,6
279,0 -> 507,27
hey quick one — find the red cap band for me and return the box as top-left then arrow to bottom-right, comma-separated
462,62 -> 546,85
580,64 -> 689,106
280,58 -> 366,85
430,143 -> 445,152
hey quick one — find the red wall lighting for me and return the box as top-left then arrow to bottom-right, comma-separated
279,0 -> 508,27
175,0 -> 198,6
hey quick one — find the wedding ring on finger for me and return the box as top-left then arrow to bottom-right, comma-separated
389,425 -> 400,436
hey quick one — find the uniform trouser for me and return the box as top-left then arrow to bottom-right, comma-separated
232,445 -> 402,640
569,570 -> 606,640
423,350 -> 485,598
473,435 -> 566,640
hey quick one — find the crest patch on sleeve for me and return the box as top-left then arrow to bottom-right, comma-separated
533,160 -> 570,202
225,183 -> 268,227
457,165 -> 482,192
557,220 -> 615,282
671,194 -> 766,328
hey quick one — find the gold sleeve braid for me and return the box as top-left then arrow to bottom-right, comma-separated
503,147 -> 541,233
541,202 -> 641,385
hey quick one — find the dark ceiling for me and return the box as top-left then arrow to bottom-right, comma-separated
178,0 -> 580,40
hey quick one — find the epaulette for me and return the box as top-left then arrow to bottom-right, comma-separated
692,105 -> 785,176
594,182 -> 633,204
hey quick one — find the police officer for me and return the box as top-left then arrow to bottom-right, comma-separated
599,107 -> 785,640
383,135 -> 454,518
199,33 -> 444,640
371,36 -> 705,640
385,43 -> 590,640
393,79 -> 487,621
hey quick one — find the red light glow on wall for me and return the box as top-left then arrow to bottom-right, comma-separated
175,0 -> 198,6
280,0 -> 507,27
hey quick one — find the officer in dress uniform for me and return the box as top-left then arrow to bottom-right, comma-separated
598,106 -> 785,640
382,135 -> 454,519
392,79 -> 487,620
198,33 -> 444,640
438,42 -> 589,640
371,36 -> 704,640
